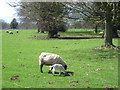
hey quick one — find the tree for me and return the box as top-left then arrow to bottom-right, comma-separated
13,2 -> 68,38
70,2 -> 119,48
95,2 -> 120,48
16,2 -> 43,32
0,19 -> 10,29
10,18 -> 18,29
36,2 -> 68,38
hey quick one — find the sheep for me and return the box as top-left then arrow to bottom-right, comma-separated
6,30 -> 9,33
16,30 -> 19,33
39,52 -> 67,73
99,32 -> 103,34
49,64 -> 66,75
9,31 -> 13,34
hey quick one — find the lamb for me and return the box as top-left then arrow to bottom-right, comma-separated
39,52 -> 67,73
49,64 -> 66,75
9,31 -> 13,34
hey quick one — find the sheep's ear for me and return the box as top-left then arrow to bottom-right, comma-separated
49,66 -> 53,70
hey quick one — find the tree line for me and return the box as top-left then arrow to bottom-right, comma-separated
0,18 -> 18,29
9,2 -> 120,48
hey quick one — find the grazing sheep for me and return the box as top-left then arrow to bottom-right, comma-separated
6,30 -> 9,33
9,31 -> 13,34
39,52 -> 67,73
50,64 -> 66,75
16,30 -> 19,33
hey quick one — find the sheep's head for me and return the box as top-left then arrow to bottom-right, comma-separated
64,65 -> 67,70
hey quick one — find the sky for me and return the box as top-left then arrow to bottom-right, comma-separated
0,0 -> 18,23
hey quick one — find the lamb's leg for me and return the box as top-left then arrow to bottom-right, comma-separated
52,69 -> 56,76
40,64 -> 43,73
59,70 -> 61,75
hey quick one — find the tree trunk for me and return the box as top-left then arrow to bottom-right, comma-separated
112,26 -> 119,38
37,28 -> 41,33
104,20 -> 113,46
47,31 -> 54,39
47,31 -> 58,39
40,30 -> 44,33
37,21 -> 44,33
104,6 -> 115,47
95,24 -> 98,33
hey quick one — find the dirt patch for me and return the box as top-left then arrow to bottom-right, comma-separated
95,45 -> 120,50
33,35 -> 102,39
69,81 -> 78,83
33,35 -> 47,39
58,36 -> 101,39
10,75 -> 19,80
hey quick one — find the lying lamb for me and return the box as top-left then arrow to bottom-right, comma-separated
39,52 -> 67,73
9,31 -> 13,34
49,64 -> 66,75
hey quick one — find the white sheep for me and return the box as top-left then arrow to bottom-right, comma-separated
16,30 -> 19,33
99,32 -> 103,34
49,64 -> 66,75
9,31 -> 13,34
39,52 -> 67,73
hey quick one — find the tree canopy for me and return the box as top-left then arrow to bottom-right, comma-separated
10,18 -> 18,29
15,2 -> 68,38
68,2 -> 120,48
10,1 -> 120,48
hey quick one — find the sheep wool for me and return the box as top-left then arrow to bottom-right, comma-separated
50,64 -> 66,75
39,52 -> 66,66
9,31 -> 13,34
39,52 -> 67,73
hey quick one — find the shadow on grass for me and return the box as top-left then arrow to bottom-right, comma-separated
58,37 -> 102,39
48,71 -> 74,77
34,35 -> 103,39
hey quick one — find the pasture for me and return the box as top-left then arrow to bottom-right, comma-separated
2,29 -> 118,88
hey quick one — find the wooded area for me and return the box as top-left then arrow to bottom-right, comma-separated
1,2 -> 120,49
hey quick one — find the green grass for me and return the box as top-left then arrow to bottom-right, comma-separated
58,29 -> 106,37
2,29 -> 119,88
0,30 -> 2,90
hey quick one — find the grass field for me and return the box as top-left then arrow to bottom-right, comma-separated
1,29 -> 119,88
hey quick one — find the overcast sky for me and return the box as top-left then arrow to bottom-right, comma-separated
0,0 -> 18,23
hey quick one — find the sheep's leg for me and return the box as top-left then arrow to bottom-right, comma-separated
52,71 -> 55,76
40,64 -> 43,73
52,71 -> 55,74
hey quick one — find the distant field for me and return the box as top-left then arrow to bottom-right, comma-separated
2,29 -> 119,88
